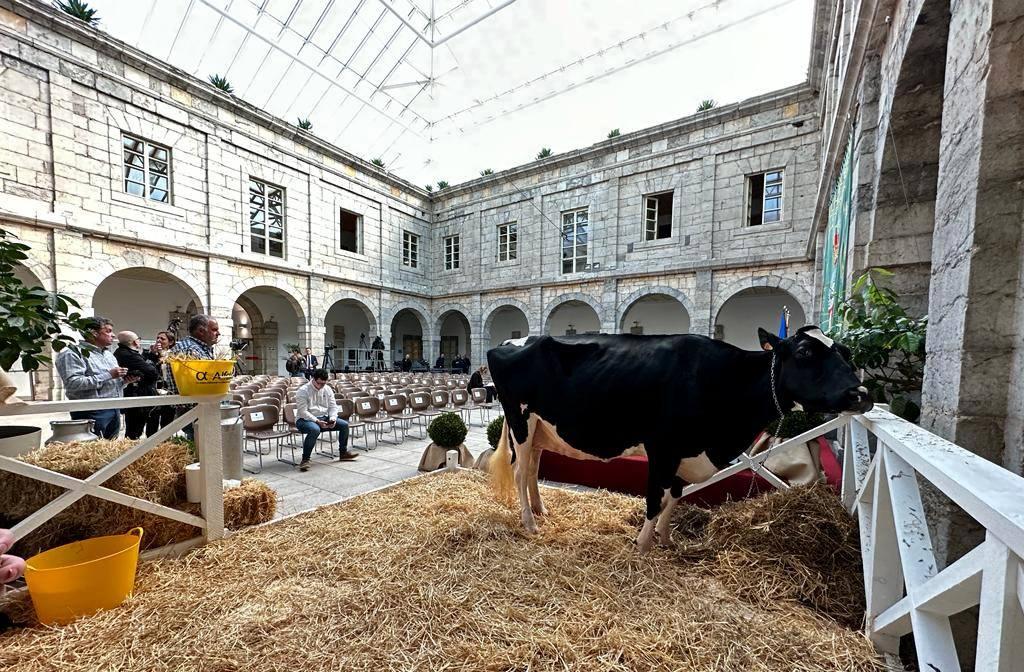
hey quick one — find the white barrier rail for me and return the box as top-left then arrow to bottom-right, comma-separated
0,395 -> 225,545
841,407 -> 1024,670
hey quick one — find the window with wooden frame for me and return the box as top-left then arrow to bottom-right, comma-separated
444,234 -> 460,270
747,170 -> 784,226
498,222 -> 517,262
561,208 -> 589,274
339,209 -> 361,253
248,177 -> 285,258
122,134 -> 171,203
402,231 -> 419,268
644,191 -> 673,240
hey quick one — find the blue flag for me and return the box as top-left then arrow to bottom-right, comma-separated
778,310 -> 788,338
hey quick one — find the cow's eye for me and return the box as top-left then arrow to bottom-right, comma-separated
795,346 -> 812,359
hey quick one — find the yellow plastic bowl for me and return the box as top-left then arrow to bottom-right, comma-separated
24,528 -> 144,625
170,359 -> 233,396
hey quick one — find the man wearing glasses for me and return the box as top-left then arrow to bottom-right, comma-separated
294,369 -> 358,471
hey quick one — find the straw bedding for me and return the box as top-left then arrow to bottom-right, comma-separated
0,471 -> 886,671
0,440 -> 276,556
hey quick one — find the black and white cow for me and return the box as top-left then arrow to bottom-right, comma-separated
486,326 -> 872,552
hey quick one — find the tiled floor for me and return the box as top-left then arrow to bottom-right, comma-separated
246,416 -> 495,519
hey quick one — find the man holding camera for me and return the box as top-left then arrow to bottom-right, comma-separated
114,331 -> 160,440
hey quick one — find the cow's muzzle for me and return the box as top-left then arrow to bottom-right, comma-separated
846,386 -> 874,414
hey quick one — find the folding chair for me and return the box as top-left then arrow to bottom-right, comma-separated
354,396 -> 398,447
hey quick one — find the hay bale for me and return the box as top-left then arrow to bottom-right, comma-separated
1,439 -> 275,557
0,439 -> 191,519
0,472 -> 884,671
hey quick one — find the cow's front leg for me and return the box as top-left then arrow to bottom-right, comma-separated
637,453 -> 680,553
514,443 -> 539,534
655,477 -> 684,546
527,443 -> 547,516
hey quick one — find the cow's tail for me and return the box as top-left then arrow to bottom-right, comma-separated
489,416 -> 515,505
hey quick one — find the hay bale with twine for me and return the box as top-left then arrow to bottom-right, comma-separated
0,471 -> 884,670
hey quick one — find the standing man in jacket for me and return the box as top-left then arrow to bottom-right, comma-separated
294,369 -> 358,471
55,316 -> 131,439
114,331 -> 160,440
302,347 -> 318,379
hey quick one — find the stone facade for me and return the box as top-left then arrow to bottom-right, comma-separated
1,0 -> 822,389
812,0 -> 1024,661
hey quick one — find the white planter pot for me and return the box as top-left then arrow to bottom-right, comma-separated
0,426 -> 42,458
185,463 -> 203,503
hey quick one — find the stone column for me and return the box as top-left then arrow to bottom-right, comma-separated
921,0 -> 1024,565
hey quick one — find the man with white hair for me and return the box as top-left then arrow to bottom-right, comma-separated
55,316 -> 130,439
114,330 -> 159,439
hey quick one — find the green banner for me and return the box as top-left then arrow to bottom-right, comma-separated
820,134 -> 855,330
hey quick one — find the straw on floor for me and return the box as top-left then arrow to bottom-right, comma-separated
0,471 -> 886,671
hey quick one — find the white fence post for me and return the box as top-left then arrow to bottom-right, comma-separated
196,398 -> 225,542
975,535 -> 1024,671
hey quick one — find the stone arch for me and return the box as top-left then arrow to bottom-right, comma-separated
92,266 -> 206,344
382,300 -> 430,335
541,292 -> 605,335
87,253 -> 207,313
616,286 -> 695,333
432,303 -> 474,334
387,301 -> 431,365
322,290 -> 378,334
711,275 -> 812,327
228,275 -> 307,326
482,298 -> 534,337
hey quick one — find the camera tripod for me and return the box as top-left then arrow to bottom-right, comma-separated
322,347 -> 335,372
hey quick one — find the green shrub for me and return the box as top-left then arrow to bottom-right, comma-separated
427,412 -> 467,448
765,411 -> 826,440
486,416 -> 505,449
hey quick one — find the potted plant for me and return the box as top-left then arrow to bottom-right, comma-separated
0,228 -> 90,455
830,268 -> 927,422
417,412 -> 472,471
474,415 -> 505,471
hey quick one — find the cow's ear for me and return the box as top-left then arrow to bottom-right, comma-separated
758,328 -> 782,352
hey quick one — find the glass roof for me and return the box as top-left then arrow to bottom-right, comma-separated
86,0 -> 814,187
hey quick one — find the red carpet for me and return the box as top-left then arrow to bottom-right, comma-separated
538,437 -> 840,507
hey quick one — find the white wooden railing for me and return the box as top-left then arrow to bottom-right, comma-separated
0,395 -> 225,548
841,407 -> 1024,671
673,405 -> 1024,669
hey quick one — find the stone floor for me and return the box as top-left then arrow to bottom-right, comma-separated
251,417 -> 495,519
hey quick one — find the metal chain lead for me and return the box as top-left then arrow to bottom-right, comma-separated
770,350 -> 785,421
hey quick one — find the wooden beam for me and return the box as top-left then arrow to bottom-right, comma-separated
975,535 -> 1024,671
866,450 -> 903,653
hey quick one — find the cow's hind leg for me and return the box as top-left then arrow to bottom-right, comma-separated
636,452 -> 680,553
655,477 -> 684,546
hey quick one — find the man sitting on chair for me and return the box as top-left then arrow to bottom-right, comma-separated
295,369 -> 358,471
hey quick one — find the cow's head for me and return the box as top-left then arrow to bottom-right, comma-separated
758,325 -> 873,415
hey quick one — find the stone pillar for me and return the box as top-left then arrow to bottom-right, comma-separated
921,0 -> 1024,565
692,269 -> 713,337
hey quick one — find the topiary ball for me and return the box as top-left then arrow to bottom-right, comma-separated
486,416 -> 505,449
427,412 -> 468,448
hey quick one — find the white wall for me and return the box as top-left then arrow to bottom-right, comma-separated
9,266 -> 46,396
621,295 -> 690,334
488,307 -> 529,347
715,289 -> 806,351
93,275 -> 198,342
243,288 -> 300,376
548,302 -> 601,335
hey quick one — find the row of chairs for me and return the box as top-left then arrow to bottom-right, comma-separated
227,375 -> 498,472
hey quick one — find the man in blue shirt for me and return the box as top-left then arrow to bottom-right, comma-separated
166,314 -> 220,440
55,316 -> 132,439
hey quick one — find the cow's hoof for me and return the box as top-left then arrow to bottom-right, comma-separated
657,530 -> 673,547
531,502 -> 549,516
521,513 -> 539,534
636,535 -> 654,554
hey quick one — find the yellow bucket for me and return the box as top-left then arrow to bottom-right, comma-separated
24,527 -> 144,625
170,359 -> 234,396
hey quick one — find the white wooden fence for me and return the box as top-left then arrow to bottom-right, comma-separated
0,395 -> 225,547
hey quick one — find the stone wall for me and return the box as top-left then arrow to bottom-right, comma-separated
0,0 -> 822,386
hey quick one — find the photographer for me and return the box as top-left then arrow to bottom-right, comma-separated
114,331 -> 159,440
